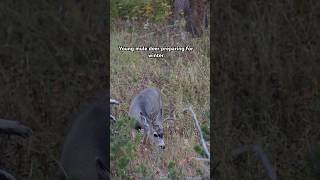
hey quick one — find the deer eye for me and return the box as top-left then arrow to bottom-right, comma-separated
153,133 -> 158,137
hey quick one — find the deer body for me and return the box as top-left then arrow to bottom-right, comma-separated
60,95 -> 107,180
129,88 -> 165,149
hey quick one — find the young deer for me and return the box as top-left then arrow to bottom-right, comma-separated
129,87 -> 165,149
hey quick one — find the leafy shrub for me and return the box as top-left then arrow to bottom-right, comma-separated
168,161 -> 178,179
111,0 -> 172,22
194,145 -> 206,157
110,116 -> 141,178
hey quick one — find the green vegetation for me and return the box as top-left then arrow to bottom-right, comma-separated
111,0 -> 172,22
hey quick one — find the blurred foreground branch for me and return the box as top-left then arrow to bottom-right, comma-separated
0,169 -> 16,180
0,119 -> 32,138
232,145 -> 277,180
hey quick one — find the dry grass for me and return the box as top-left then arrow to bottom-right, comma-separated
110,21 -> 210,179
0,1 -> 106,179
213,0 -> 320,179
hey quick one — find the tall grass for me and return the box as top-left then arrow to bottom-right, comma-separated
110,21 -> 210,179
0,1 -> 106,179
213,0 -> 320,179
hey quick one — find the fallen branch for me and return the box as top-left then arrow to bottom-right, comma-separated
54,159 -> 69,180
110,99 -> 120,105
0,119 -> 32,138
232,145 -> 277,180
110,99 -> 120,121
183,106 -> 210,159
109,115 -> 116,122
0,169 -> 16,180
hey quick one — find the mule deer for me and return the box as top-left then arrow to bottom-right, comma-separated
129,87 -> 165,149
59,95 -> 108,180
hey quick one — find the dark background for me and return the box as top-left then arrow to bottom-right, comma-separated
212,0 -> 320,179
0,0 -> 107,179
1,0 -> 320,179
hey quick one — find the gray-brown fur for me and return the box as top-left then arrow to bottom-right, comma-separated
60,95 -> 107,180
129,87 -> 165,149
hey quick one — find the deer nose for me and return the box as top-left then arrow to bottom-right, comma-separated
160,145 -> 165,149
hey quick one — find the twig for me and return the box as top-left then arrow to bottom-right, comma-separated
232,145 -> 277,180
109,115 -> 116,122
183,106 -> 210,159
110,99 -> 120,121
110,99 -> 120,105
54,159 -> 69,180
0,169 -> 16,180
0,119 -> 32,138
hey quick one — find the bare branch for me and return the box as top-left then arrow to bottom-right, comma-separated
183,106 -> 210,159
110,99 -> 120,121
232,145 -> 277,180
0,119 -> 32,138
54,159 -> 69,180
110,99 -> 120,105
109,115 -> 116,122
0,169 -> 16,180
